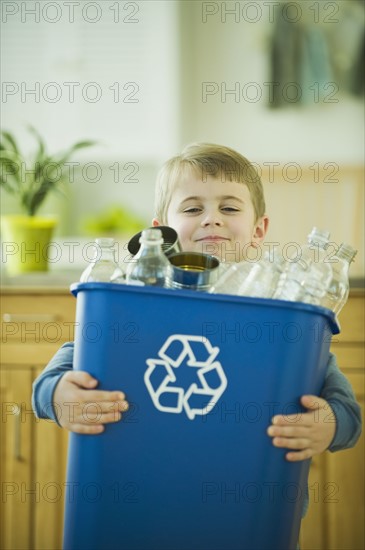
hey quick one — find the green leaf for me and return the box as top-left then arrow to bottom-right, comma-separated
0,152 -> 22,191
0,131 -> 20,154
27,125 -> 45,154
69,140 -> 96,150
57,140 -> 97,165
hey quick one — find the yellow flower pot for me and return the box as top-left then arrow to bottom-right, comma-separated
1,215 -> 58,276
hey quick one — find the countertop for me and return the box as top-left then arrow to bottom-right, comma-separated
0,269 -> 81,294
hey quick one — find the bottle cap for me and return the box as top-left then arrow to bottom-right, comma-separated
140,228 -> 163,245
95,238 -> 115,248
337,243 -> 357,263
308,227 -> 331,245
128,226 -> 181,256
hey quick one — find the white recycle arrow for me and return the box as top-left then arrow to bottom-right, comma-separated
144,335 -> 227,420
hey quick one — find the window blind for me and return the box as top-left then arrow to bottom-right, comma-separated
1,1 -> 179,159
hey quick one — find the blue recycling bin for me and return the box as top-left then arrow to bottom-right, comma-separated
63,283 -> 339,550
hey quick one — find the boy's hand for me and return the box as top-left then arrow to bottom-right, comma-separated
267,395 -> 336,462
53,371 -> 129,434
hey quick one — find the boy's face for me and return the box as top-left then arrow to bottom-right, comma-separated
153,172 -> 268,262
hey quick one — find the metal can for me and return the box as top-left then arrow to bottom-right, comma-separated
168,252 -> 220,291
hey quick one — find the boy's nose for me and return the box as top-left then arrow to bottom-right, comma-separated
200,211 -> 224,227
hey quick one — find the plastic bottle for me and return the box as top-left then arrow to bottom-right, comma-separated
80,238 -> 124,283
321,243 -> 357,315
239,251 -> 286,299
209,261 -> 254,295
125,228 -> 173,287
274,228 -> 332,306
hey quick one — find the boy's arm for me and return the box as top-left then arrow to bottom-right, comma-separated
32,342 -> 75,423
321,352 -> 362,452
267,352 -> 362,461
32,342 -> 129,434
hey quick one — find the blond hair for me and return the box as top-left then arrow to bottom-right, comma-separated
154,143 -> 266,224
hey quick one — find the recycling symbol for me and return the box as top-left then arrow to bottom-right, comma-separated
144,334 -> 227,420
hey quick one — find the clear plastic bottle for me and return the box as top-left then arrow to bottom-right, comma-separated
239,251 -> 286,299
209,260 -> 254,295
274,228 -> 332,306
125,228 -> 172,287
80,238 -> 124,283
321,243 -> 357,314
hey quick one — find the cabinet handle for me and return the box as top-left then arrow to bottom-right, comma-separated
14,405 -> 22,461
3,313 -> 59,323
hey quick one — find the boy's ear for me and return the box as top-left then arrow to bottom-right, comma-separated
151,218 -> 161,227
252,215 -> 269,245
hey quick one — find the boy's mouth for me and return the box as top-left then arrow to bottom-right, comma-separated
195,235 -> 230,242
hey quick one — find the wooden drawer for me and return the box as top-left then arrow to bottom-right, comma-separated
335,294 -> 364,344
1,294 -> 76,344
1,342 -> 69,367
330,344 -> 365,370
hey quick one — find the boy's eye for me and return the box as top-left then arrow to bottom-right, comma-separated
221,206 -> 240,212
183,207 -> 202,214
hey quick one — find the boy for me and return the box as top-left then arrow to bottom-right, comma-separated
32,143 -> 361,488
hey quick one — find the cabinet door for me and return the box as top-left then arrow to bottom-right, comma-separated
33,367 -> 69,550
0,365 -> 69,550
0,368 -> 35,550
325,372 -> 365,550
299,454 -> 326,550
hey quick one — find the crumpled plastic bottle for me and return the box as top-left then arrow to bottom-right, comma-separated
321,242 -> 357,315
273,227 -> 332,306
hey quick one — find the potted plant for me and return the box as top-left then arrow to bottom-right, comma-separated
0,127 -> 95,275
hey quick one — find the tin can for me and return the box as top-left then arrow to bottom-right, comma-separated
168,252 -> 220,290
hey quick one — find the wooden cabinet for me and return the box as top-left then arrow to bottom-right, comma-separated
1,288 -> 363,549
0,290 -> 74,550
1,368 -> 34,550
300,291 -> 365,550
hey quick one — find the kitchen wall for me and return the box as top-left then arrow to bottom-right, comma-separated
177,1 -> 364,276
179,2 -> 364,162
1,1 -> 364,275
